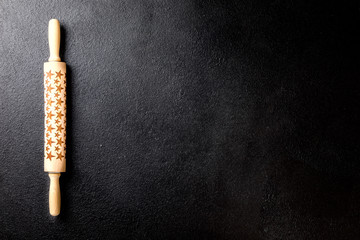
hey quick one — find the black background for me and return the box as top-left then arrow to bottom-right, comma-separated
0,1 -> 359,239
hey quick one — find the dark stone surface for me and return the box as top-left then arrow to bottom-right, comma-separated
0,1 -> 359,239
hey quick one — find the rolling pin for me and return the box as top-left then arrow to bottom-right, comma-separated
44,19 -> 66,216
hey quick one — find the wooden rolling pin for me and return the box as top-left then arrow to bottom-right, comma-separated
44,19 -> 66,216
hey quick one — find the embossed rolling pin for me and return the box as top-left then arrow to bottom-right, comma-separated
44,19 -> 66,216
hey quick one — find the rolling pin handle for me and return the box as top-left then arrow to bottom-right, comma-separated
48,173 -> 61,216
48,19 -> 61,62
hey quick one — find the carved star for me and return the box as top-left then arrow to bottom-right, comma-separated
56,137 -> 64,145
46,152 -> 54,161
46,119 -> 50,125
46,138 -> 54,147
55,119 -> 60,125
55,146 -> 60,152
48,100 -> 54,107
55,105 -> 60,111
55,132 -> 59,138
45,78 -> 49,86
45,92 -> 50,99
54,92 -> 60,98
56,84 -> 63,93
46,70 -> 54,80
45,106 -> 50,112
46,132 -> 50,138
56,111 -> 64,119
56,98 -> 63,105
56,152 -> 64,161
56,124 -> 64,132
47,125 -> 54,133
55,70 -> 64,79
46,146 -> 50,152
46,84 -> 54,93
47,111 -> 54,120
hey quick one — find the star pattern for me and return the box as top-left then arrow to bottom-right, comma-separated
56,84 -> 63,93
46,152 -> 54,161
46,125 -> 54,133
46,70 -> 54,80
56,98 -> 63,105
46,84 -> 54,93
44,69 -> 66,162
55,70 -> 64,79
56,152 -> 64,160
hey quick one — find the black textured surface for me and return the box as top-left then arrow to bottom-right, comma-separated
0,1 -> 359,239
